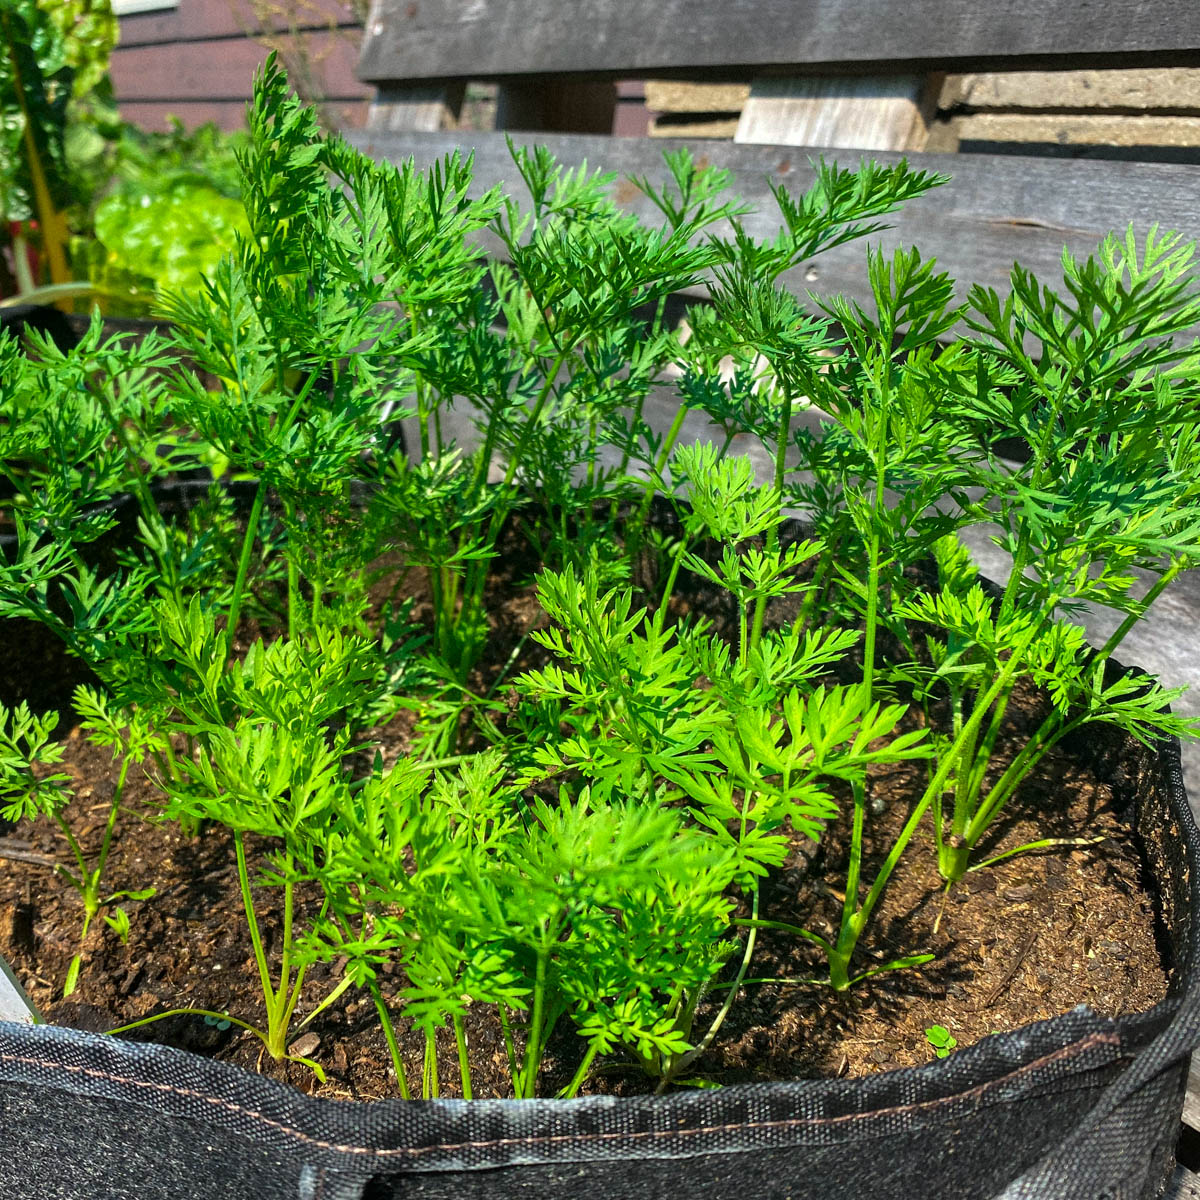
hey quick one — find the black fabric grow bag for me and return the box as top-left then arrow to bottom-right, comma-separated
0,690 -> 1195,1200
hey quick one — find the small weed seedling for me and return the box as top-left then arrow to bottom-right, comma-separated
925,1025 -> 957,1058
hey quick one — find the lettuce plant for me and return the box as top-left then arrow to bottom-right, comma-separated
0,55 -> 1197,1092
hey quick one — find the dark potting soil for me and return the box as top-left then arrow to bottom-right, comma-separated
0,543 -> 1169,1102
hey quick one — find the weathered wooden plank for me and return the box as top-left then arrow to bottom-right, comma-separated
367,84 -> 465,133
1184,1052 -> 1200,1133
735,75 -> 934,150
1166,1163 -> 1200,1200
117,0 -> 360,47
346,128 -> 1200,308
110,29 -> 369,103
357,0 -> 1200,85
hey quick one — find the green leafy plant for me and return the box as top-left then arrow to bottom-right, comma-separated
0,697 -> 154,995
1,55 -> 1197,1096
924,1024 -> 957,1058
71,118 -> 249,313
0,0 -> 117,298
0,0 -> 247,310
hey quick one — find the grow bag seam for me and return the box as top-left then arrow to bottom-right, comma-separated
0,1030 -> 1125,1162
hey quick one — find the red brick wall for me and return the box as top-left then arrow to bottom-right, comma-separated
111,0 -> 370,132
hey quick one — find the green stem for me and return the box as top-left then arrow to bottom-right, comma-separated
627,399 -> 693,562
655,885 -> 759,1095
370,984 -> 411,1100
498,1003 -> 521,1091
828,643 -> 1036,985
732,917 -> 830,950
273,876 -> 317,1050
282,499 -> 302,642
226,482 -> 267,659
423,1029 -> 440,1099
964,713 -> 1083,850
408,307 -> 431,459
482,349 -> 568,497
453,1012 -> 473,1099
234,832 -> 277,1036
53,815 -> 91,889
93,388 -> 176,588
269,875 -> 296,1058
956,683 -> 1013,825
652,550 -> 686,636
795,547 -> 834,638
615,294 -> 670,481
998,382 -> 1070,618
451,350 -> 567,679
159,737 -> 183,788
521,945 -> 550,1099
559,1040 -> 601,1099
837,778 -> 867,952
1097,562 -> 1183,661
860,367 -> 892,701
107,1006 -> 267,1043
90,756 -> 130,892
750,378 -> 794,650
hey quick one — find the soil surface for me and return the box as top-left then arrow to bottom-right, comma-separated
0,521 -> 1171,1102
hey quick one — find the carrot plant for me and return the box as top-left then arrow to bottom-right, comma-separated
1,55 -> 1198,1090
0,696 -> 155,996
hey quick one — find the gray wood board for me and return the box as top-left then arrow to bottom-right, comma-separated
358,0 -> 1200,83
1168,1163 -> 1200,1200
1185,1053 -> 1200,1132
347,129 -> 1200,314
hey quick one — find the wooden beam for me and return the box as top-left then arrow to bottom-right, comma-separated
121,98 -> 365,131
346,128 -> 1200,310
367,83 -> 465,133
735,75 -> 937,151
357,0 -> 1200,85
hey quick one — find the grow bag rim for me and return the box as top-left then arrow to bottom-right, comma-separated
0,1007 -> 1137,1172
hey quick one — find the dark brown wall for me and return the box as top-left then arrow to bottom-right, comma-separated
111,0 -> 370,132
